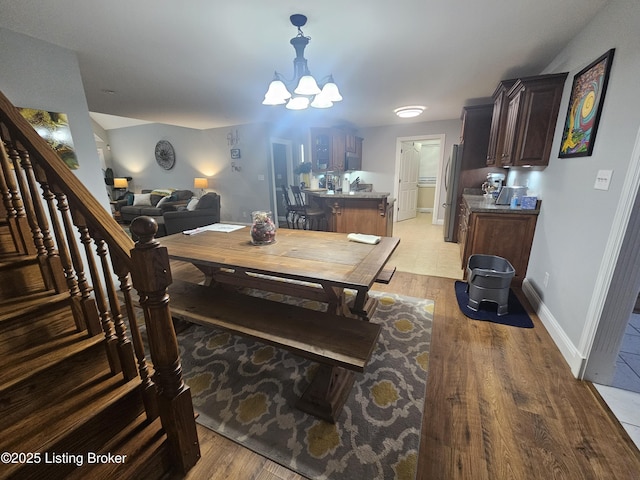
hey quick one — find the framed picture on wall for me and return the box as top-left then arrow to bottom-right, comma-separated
230,148 -> 241,159
18,108 -> 79,169
559,48 -> 615,158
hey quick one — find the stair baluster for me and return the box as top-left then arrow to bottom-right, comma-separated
18,148 -> 68,292
6,142 -> 47,257
94,232 -> 138,380
76,220 -> 122,374
112,254 -> 159,420
55,191 -> 103,335
0,140 -> 35,255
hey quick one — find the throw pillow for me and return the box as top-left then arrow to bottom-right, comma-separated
174,190 -> 194,201
196,193 -> 217,210
126,192 -> 134,206
150,188 -> 175,197
186,197 -> 199,211
156,196 -> 171,208
133,193 -> 152,206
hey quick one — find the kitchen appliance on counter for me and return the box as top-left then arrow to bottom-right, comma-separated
483,173 -> 505,195
496,185 -> 528,205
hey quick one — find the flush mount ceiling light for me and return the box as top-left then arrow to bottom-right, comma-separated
394,105 -> 427,118
263,14 -> 342,110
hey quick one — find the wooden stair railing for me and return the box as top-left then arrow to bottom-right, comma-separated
0,89 -> 200,474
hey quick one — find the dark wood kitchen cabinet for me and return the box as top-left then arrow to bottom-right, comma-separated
310,127 -> 362,172
486,79 -> 516,166
460,195 -> 540,285
497,73 -> 568,168
459,105 -> 493,155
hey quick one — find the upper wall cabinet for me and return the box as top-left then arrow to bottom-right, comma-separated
486,80 -> 517,166
460,104 -> 493,169
310,127 -> 363,172
487,73 -> 568,168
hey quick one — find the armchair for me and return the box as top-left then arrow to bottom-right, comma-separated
163,192 -> 221,235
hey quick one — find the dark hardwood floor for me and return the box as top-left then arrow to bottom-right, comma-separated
170,262 -> 640,479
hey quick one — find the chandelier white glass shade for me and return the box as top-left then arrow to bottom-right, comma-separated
263,14 -> 342,110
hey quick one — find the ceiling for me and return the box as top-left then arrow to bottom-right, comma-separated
0,0 -> 608,131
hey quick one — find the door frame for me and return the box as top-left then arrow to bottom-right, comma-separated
393,134 -> 445,224
581,124 -> 640,381
269,137 -> 294,223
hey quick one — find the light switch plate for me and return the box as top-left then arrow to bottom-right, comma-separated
594,169 -> 613,190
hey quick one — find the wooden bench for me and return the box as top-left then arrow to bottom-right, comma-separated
375,265 -> 396,284
167,280 -> 381,422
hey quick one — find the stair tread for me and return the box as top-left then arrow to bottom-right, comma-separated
65,415 -> 169,480
1,371 -> 141,454
0,331 -> 103,390
0,253 -> 38,270
0,290 -> 69,320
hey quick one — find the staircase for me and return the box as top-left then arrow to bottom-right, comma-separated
0,90 -> 200,479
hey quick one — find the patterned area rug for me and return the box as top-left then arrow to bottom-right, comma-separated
175,290 -> 434,480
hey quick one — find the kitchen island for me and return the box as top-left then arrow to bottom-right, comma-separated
459,194 -> 541,285
305,190 -> 395,237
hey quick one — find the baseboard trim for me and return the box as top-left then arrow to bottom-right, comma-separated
522,278 -> 586,377
417,208 -> 433,213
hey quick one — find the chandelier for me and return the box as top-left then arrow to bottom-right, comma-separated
262,14 -> 342,110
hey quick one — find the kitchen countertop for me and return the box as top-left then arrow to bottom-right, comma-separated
463,194 -> 541,214
305,190 -> 393,200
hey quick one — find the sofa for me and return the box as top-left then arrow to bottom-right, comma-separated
163,192 -> 221,235
116,189 -> 194,223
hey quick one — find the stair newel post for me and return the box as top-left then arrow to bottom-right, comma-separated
130,216 -> 200,473
73,210 -> 122,374
18,149 -> 67,292
0,139 -> 35,254
112,253 -> 159,419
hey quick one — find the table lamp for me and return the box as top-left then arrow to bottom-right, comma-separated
194,177 -> 208,197
113,178 -> 128,198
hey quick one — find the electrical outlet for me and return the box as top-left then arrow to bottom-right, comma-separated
543,272 -> 550,288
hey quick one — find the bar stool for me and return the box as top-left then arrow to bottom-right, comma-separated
280,185 -> 304,228
290,185 -> 326,230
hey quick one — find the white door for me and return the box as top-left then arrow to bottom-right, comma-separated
396,142 -> 419,221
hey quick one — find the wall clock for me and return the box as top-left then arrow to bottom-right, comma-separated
155,140 -> 175,170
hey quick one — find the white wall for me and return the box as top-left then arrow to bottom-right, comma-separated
359,119 -> 461,222
0,27 -> 109,213
107,122 -> 272,223
515,0 -> 640,374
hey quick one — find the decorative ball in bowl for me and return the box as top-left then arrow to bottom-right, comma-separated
250,211 -> 276,245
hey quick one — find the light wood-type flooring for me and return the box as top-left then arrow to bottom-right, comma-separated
171,215 -> 640,479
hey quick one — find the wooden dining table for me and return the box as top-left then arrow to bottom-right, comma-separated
159,225 -> 400,421
160,225 -> 400,321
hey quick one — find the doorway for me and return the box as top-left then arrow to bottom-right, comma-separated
583,124 -> 640,448
269,138 -> 294,226
394,134 -> 445,224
